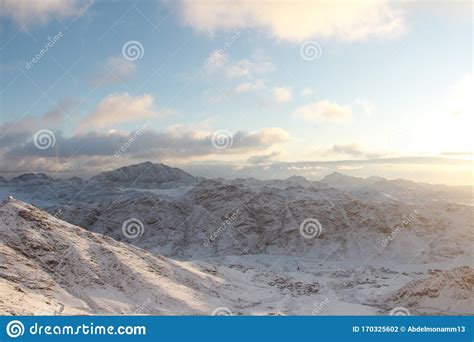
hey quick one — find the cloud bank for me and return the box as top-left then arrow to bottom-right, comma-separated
1,0 -> 87,26
178,0 -> 405,42
293,100 -> 352,122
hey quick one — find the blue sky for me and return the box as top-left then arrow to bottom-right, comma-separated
0,0 -> 472,184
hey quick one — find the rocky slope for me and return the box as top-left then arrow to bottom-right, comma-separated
381,266 -> 474,315
0,163 -> 472,264
1,199 -> 471,316
0,198 -> 223,315
90,161 -> 197,189
43,178 -> 473,264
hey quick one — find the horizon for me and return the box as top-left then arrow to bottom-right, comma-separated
1,0 -> 472,185
1,159 -> 472,187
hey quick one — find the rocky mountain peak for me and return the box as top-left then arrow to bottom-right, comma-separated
11,173 -> 54,184
90,162 -> 197,189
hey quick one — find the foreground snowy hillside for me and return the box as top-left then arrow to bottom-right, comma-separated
0,198 -> 221,315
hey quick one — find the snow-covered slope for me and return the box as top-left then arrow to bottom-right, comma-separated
1,164 -> 471,263
39,177 -> 473,264
381,266 -> 474,315
322,172 -> 473,205
1,198 -> 470,316
90,162 -> 197,189
0,198 -> 223,315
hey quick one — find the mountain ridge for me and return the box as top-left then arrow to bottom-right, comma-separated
0,197 -> 220,315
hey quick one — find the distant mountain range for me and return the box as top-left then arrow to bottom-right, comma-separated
0,162 -> 472,260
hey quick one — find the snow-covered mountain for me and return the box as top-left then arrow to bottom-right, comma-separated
381,266 -> 473,315
322,172 -> 473,205
0,163 -> 472,261
0,159 -> 474,315
0,197 -> 223,315
1,198 -> 471,316
90,161 -> 197,189
0,162 -> 472,315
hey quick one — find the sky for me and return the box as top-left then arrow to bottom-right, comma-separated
0,0 -> 472,184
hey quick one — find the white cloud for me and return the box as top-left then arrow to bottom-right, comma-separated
227,56 -> 274,78
178,0 -> 405,42
203,49 -> 274,78
94,56 -> 136,86
301,88 -> 313,96
4,126 -> 290,167
235,80 -> 266,94
247,150 -> 281,164
203,49 -> 229,73
324,142 -> 384,159
272,87 -> 292,103
78,93 -> 160,132
1,0 -> 86,26
233,82 -> 293,105
0,100 -> 76,146
106,57 -> 136,78
243,127 -> 290,146
293,100 -> 352,122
